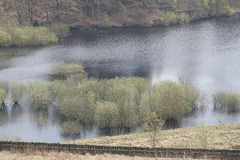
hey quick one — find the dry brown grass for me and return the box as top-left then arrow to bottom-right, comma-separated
1,123 -> 238,159
64,123 -> 240,150
0,151 -> 194,160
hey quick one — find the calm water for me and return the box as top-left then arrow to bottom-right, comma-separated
0,15 -> 240,142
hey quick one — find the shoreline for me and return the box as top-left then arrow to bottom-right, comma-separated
64,123 -> 240,150
70,12 -> 240,30
0,13 -> 239,49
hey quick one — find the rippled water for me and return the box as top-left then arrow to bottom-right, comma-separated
0,15 -> 240,142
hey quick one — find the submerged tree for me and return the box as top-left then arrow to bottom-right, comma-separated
0,88 -> 7,105
225,92 -> 240,111
179,75 -> 206,110
141,80 -> 190,121
59,91 -> 96,125
140,78 -> 205,123
95,101 -> 120,129
0,80 -> 10,96
212,91 -> 240,112
104,78 -> 138,128
50,63 -> 85,80
213,91 -> 227,108
10,82 -> 26,104
27,80 -> 52,109
61,120 -> 82,137
0,80 -> 10,105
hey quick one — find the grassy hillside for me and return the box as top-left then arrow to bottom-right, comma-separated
0,0 -> 240,28
0,123 -> 239,159
64,123 -> 240,150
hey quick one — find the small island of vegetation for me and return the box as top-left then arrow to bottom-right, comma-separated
0,63 -> 239,139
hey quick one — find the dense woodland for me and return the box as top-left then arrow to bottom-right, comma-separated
0,0 -> 240,28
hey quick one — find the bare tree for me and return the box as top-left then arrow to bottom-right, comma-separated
13,0 -> 24,24
54,0 -> 61,20
84,0 -> 101,20
0,0 -> 12,11
53,0 -> 78,22
0,1 -> 3,21
22,0 -> 39,24
0,0 -> 11,22
42,0 -> 55,22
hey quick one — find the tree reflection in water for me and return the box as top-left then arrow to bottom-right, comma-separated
164,119 -> 179,129
98,127 -> 132,137
31,109 -> 49,131
11,104 -> 24,124
60,121 -> 82,140
0,104 -> 8,126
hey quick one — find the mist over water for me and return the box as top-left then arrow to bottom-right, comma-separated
0,15 -> 240,142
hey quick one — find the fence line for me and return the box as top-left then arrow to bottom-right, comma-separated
0,141 -> 239,159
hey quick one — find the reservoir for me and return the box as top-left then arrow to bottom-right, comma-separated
0,15 -> 240,142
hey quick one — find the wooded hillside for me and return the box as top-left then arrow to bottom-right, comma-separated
0,0 -> 240,28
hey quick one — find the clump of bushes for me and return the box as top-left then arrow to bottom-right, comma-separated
49,23 -> 69,40
0,89 -> 7,105
50,63 -> 85,80
51,73 -> 149,129
207,0 -> 235,16
27,80 -> 53,109
213,91 -> 240,111
225,92 -> 240,111
0,24 -> 58,47
0,81 -> 26,105
163,11 -> 176,26
222,1 -> 235,16
140,80 -> 205,121
59,92 -> 96,125
177,13 -> 190,23
50,63 -> 68,79
0,80 -> 10,105
134,10 -> 153,27
10,82 -> 26,104
95,101 -> 120,129
0,80 -> 10,95
102,78 -> 139,128
163,12 -> 190,25
213,91 -> 227,108
0,29 -> 11,47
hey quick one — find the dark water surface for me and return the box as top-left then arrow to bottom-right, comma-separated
0,15 -> 240,142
